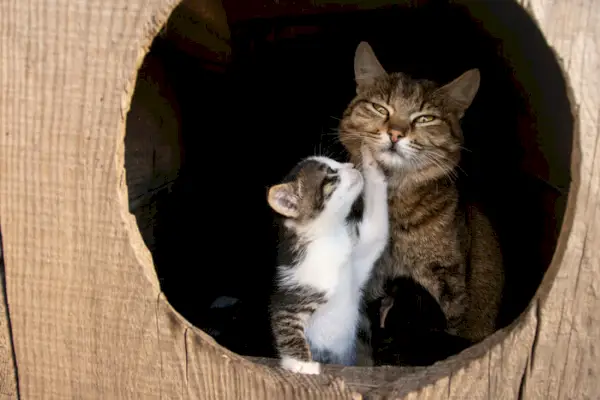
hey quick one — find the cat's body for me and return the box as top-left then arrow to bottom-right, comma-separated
371,191 -> 502,341
268,149 -> 388,374
339,42 -> 504,349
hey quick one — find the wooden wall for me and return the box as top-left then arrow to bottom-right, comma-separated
0,0 -> 597,398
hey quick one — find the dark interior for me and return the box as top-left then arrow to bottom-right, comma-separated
125,0 -> 572,364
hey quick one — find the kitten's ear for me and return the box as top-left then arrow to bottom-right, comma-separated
436,69 -> 481,117
354,41 -> 387,90
267,183 -> 300,218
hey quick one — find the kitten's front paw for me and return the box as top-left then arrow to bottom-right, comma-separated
280,356 -> 321,375
360,145 -> 386,183
360,144 -> 377,168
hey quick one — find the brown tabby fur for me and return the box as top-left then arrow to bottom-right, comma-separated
339,42 -> 504,345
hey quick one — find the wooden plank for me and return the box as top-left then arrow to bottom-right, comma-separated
0,0 -> 597,398
0,237 -> 18,398
0,0 -> 180,397
516,1 -> 600,399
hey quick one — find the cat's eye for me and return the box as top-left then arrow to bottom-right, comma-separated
371,103 -> 388,115
322,182 -> 335,196
414,115 -> 437,124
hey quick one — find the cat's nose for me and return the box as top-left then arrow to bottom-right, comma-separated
343,163 -> 354,169
388,123 -> 407,143
388,129 -> 403,143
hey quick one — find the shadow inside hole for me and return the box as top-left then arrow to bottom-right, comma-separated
124,0 -> 573,364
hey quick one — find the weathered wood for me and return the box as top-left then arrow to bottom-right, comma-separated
517,1 -> 600,398
0,0 -> 597,398
0,238 -> 18,398
247,356 -> 421,395
0,0 -> 180,397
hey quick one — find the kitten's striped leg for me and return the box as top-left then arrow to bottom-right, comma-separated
355,304 -> 374,366
271,306 -> 320,375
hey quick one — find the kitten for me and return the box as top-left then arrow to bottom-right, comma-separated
339,42 -> 504,346
268,146 -> 388,375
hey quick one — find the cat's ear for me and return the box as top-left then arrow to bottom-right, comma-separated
435,69 -> 481,117
267,183 -> 300,218
354,41 -> 387,90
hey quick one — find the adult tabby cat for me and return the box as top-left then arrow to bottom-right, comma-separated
339,42 -> 504,346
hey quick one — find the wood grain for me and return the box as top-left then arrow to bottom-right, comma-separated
0,240 -> 17,398
0,0 -> 596,398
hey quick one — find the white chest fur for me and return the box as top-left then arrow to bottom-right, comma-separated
289,225 -> 362,365
283,226 -> 353,296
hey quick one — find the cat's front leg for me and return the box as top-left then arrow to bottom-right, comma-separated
413,261 -> 467,336
271,295 -> 321,375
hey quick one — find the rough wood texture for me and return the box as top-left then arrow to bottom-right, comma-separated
0,0 -> 597,399
0,240 -> 18,398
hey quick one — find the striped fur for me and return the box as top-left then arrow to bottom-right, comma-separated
339,42 -> 504,350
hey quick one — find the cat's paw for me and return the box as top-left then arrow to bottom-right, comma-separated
280,356 -> 321,375
360,145 -> 386,183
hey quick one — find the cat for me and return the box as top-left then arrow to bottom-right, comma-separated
267,146 -> 388,375
339,41 -> 504,347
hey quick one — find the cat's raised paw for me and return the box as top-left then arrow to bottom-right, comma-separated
280,356 -> 321,375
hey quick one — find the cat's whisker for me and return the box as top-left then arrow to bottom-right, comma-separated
335,128 -> 381,136
420,152 -> 458,183
423,156 -> 451,178
426,151 -> 466,178
455,165 -> 468,177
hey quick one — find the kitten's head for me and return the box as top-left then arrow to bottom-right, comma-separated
339,42 -> 480,181
267,156 -> 363,225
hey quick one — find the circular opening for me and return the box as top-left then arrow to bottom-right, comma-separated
125,0 -> 573,368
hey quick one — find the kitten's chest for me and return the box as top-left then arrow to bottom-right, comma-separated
293,233 -> 353,294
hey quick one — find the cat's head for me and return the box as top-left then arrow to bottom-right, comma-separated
267,156 -> 363,225
339,41 -> 480,181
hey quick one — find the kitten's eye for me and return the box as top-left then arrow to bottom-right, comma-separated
371,103 -> 388,116
322,182 -> 335,196
415,115 -> 437,124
